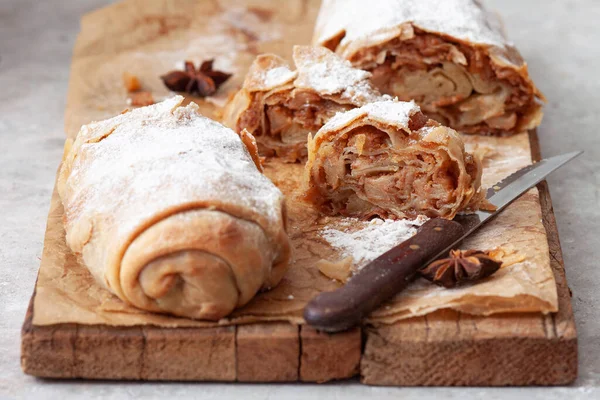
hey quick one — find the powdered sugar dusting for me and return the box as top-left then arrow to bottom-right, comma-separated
62,96 -> 285,255
242,46 -> 383,104
321,216 -> 428,268
362,100 -> 420,126
320,107 -> 366,133
244,56 -> 297,92
315,0 -> 507,49
293,46 -> 383,105
320,99 -> 420,134
264,66 -> 297,88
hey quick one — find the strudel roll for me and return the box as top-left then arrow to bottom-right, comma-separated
58,96 -> 291,320
304,100 -> 487,219
223,45 -> 385,161
313,0 -> 544,135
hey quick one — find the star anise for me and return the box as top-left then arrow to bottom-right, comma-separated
420,249 -> 502,288
160,60 -> 232,97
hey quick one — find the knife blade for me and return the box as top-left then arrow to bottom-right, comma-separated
303,151 -> 582,332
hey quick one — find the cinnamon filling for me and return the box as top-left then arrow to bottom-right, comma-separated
351,30 -> 538,134
309,123 -> 475,219
240,90 -> 353,161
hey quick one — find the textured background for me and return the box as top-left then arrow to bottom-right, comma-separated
0,0 -> 598,398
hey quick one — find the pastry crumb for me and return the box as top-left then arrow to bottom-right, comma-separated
488,247 -> 526,268
123,72 -> 142,92
316,256 -> 354,282
129,91 -> 155,107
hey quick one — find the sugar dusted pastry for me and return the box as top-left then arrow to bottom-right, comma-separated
223,45 -> 385,161
58,96 -> 291,320
304,100 -> 486,220
313,0 -> 544,135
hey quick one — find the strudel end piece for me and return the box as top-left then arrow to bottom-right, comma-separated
313,0 -> 544,135
58,96 -> 291,320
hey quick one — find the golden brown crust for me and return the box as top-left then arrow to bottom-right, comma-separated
58,96 -> 291,320
239,129 -> 264,172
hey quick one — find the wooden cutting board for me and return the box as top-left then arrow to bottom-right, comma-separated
21,130 -> 577,385
21,0 -> 577,385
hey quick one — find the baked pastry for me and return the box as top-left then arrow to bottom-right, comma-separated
313,0 -> 544,135
304,100 -> 486,219
223,45 -> 385,161
58,96 -> 291,320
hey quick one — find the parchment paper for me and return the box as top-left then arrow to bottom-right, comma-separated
32,0 -> 557,327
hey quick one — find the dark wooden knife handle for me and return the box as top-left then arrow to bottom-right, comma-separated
303,218 -> 465,332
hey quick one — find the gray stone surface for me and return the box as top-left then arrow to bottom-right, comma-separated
0,0 -> 598,398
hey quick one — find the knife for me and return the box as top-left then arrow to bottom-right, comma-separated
303,151 -> 583,332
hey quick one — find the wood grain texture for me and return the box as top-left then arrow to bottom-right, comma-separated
300,326 -> 361,382
22,295 -> 236,381
237,323 -> 299,382
21,132 -> 577,385
359,130 -> 578,386
21,297 -> 77,379
141,325 -> 236,381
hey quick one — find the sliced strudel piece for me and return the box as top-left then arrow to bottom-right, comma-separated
304,100 -> 488,219
223,45 -> 385,161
